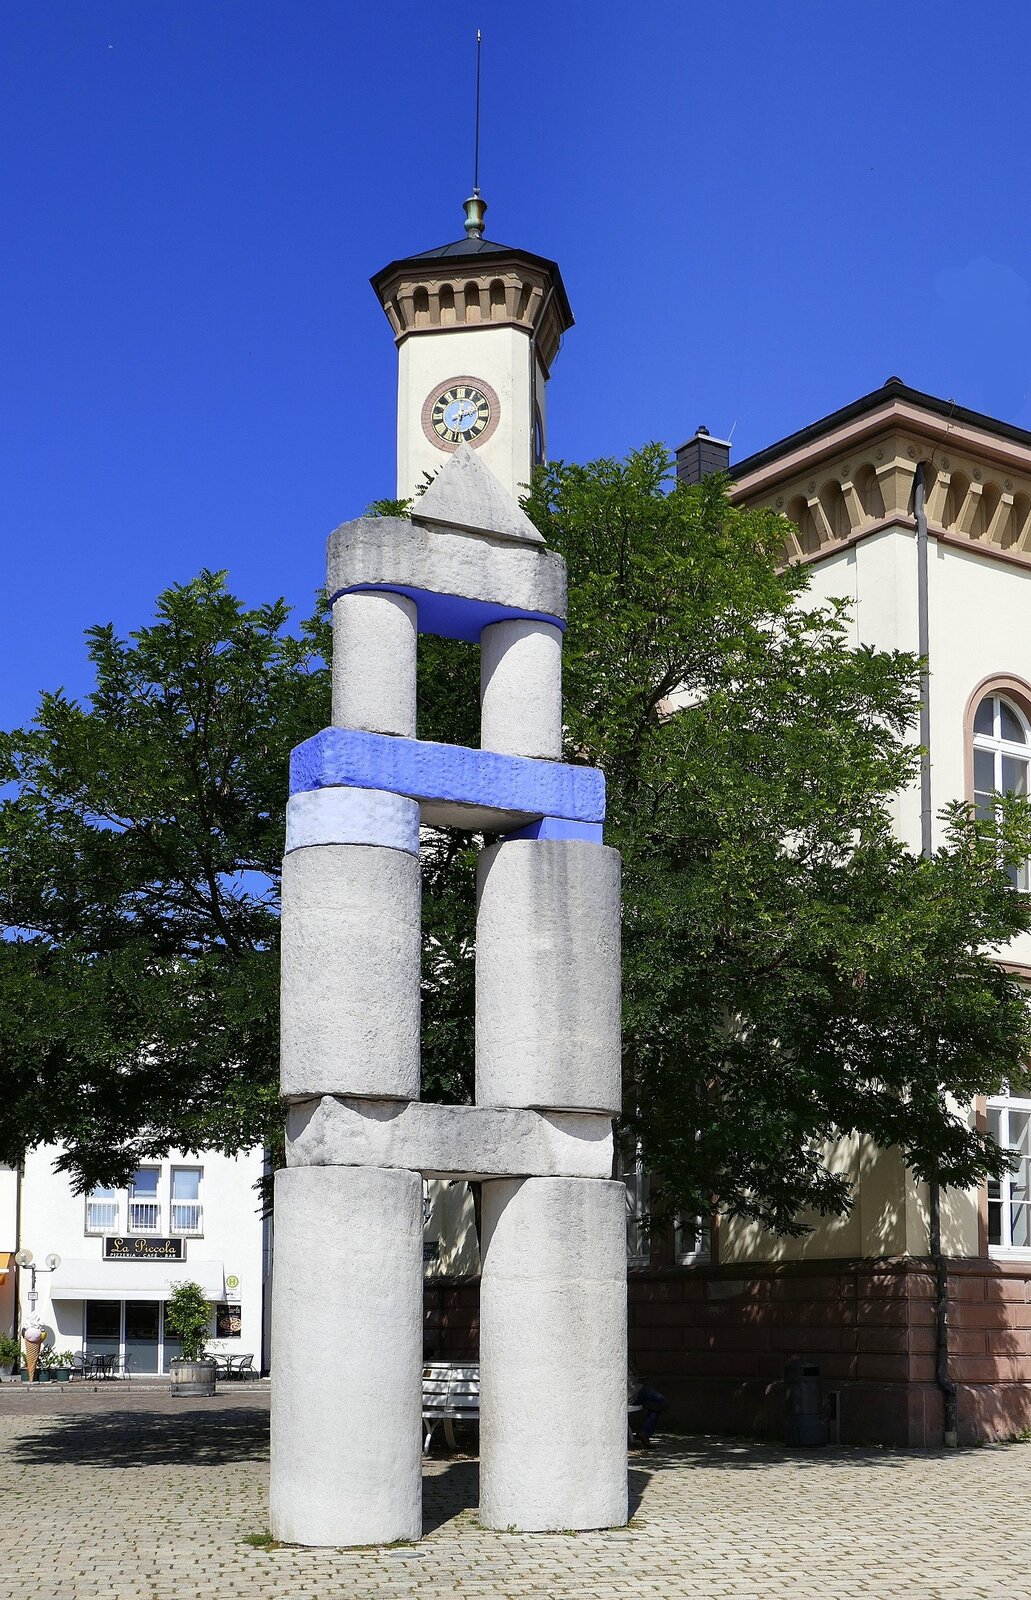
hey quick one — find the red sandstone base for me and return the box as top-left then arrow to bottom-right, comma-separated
425,1257 -> 1031,1447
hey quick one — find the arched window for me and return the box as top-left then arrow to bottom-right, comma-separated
972,691 -> 1031,889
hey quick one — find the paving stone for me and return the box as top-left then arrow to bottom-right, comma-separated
1,1384 -> 1030,1597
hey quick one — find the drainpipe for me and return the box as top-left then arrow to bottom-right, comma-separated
12,1160 -> 24,1339
915,460 -> 958,1447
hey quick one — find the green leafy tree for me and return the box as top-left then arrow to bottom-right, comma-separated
164,1280 -> 212,1361
0,572 -> 327,1188
2,455 -> 1030,1234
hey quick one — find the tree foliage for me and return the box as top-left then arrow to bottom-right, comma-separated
2,453 -> 1031,1233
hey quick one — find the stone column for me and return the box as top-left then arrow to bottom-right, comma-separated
478,1175 -> 628,1531
270,1165 -> 424,1546
475,837 -> 621,1114
332,590 -> 418,736
480,618 -> 563,758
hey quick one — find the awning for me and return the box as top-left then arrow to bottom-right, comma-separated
0,1252 -> 12,1284
50,1258 -> 225,1302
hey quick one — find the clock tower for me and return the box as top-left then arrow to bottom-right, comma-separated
371,195 -> 573,502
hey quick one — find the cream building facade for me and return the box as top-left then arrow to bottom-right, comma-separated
619,380 -> 1031,1446
5,1145 -> 268,1375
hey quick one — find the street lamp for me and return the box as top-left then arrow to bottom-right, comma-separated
14,1250 -> 61,1314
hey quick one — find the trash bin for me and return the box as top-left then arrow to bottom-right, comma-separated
784,1357 -> 828,1446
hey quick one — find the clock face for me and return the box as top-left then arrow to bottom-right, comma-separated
422,376 -> 501,452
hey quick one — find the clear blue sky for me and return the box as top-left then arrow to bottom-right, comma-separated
4,0 -> 1031,728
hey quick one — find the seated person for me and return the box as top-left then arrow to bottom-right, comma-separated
628,1362 -> 666,1448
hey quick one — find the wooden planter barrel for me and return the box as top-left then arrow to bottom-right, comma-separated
169,1358 -> 217,1397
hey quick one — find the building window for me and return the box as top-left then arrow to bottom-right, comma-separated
987,1098 -> 1031,1251
128,1168 -> 160,1234
972,692 -> 1030,889
674,1213 -> 712,1265
170,1167 -> 203,1235
85,1185 -> 119,1234
619,1145 -> 651,1267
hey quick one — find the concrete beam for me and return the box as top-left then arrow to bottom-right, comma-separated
291,727 -> 605,832
326,515 -> 567,642
285,1096 -> 614,1180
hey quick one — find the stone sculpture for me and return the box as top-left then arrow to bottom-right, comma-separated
270,444 -> 626,1546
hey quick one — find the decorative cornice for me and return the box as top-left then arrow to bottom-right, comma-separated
372,258 -> 570,375
732,417 -> 1031,571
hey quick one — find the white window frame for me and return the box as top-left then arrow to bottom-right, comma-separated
128,1167 -> 162,1235
986,1094 -> 1031,1255
170,1166 -> 204,1237
972,692 -> 1031,891
84,1186 -> 120,1235
674,1211 -> 712,1266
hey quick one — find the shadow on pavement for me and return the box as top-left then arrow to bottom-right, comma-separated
422,1457 -> 651,1534
653,1435 -> 966,1470
13,1405 -> 270,1467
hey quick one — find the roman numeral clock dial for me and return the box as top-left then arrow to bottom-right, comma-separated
421,376 -> 501,452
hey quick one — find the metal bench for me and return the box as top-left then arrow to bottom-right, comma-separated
422,1361 -> 480,1451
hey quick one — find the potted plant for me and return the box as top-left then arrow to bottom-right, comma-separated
0,1334 -> 20,1378
34,1344 -> 56,1381
49,1350 -> 76,1383
165,1280 -> 216,1396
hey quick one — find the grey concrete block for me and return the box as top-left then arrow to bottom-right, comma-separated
413,440 -> 544,544
481,619 -> 563,759
476,839 -> 622,1115
280,843 -> 420,1101
285,1096 -> 614,1180
326,516 -> 567,626
285,786 -> 420,856
332,589 -> 417,736
270,1165 -> 423,1546
479,1176 -> 628,1531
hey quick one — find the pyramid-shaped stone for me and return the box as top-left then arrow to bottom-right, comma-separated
411,442 -> 544,544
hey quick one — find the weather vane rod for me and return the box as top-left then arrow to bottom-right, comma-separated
473,29 -> 482,195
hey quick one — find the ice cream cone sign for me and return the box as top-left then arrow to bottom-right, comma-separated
22,1324 -> 44,1382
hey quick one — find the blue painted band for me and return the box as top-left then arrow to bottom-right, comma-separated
291,728 -> 605,825
501,817 -> 605,844
329,583 -> 566,645
285,786 -> 420,856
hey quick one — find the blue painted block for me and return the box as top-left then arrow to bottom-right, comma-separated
502,817 -> 605,844
329,583 -> 565,645
290,728 -> 605,826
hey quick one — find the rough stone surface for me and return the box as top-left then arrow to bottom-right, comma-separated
280,843 -> 420,1101
479,1176 -> 628,1532
326,514 -> 566,626
480,618 -> 563,759
285,1096 -> 614,1180
285,786 -> 420,856
270,1165 -> 423,1546
4,1387 -> 1031,1598
412,440 -> 545,544
476,839 -> 622,1114
332,590 -> 417,736
291,726 -> 605,832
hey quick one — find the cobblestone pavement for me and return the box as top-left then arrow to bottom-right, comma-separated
1,1382 -> 1029,1598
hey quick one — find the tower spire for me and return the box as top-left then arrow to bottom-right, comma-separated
463,30 -> 486,240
